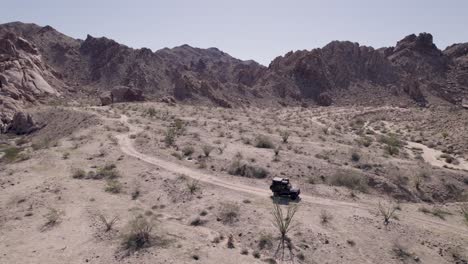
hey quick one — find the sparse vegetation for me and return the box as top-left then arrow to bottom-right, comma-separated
98,214 -> 119,232
272,201 -> 298,262
71,168 -> 86,179
392,241 -> 413,260
228,159 -> 269,178
1,147 -> 23,163
186,179 -> 200,194
105,179 -> 122,193
320,209 -> 333,224
122,216 -> 154,251
42,208 -> 62,230
202,144 -> 214,157
258,233 -> 274,250
419,207 -> 452,220
329,170 -> 368,192
254,134 -> 275,149
280,130 -> 290,143
182,145 -> 194,156
164,127 -> 177,147
378,202 -> 398,226
219,202 -> 240,224
94,164 -> 120,179
350,150 -> 361,162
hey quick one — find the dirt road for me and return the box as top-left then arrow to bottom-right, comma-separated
115,114 -> 468,237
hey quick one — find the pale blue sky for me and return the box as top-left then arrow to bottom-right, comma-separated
1,0 -> 467,65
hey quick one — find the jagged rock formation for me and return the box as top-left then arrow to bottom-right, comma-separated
1,22 -> 468,131
0,29 -> 64,131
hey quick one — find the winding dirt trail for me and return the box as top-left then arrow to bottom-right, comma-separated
114,114 -> 468,237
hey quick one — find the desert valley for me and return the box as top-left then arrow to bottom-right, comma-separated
0,22 -> 468,264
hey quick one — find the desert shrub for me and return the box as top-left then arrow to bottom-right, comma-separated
122,216 -> 153,251
62,152 -> 70,160
320,210 -> 333,224
254,135 -> 275,149
171,152 -> 183,160
280,130 -> 290,143
241,137 -> 251,145
105,179 -> 122,193
419,207 -> 452,220
219,202 -> 240,224
98,214 -> 119,232
186,179 -> 200,194
1,147 -> 23,162
227,234 -> 235,248
378,202 -> 398,226
385,145 -> 400,156
440,154 -> 455,164
164,128 -> 176,147
146,107 -> 157,117
359,136 -> 373,147
182,145 -> 194,156
42,208 -> 62,230
350,151 -> 361,162
131,187 -> 140,200
329,170 -> 368,192
241,249 -> 249,255
189,216 -> 204,226
379,134 -> 403,155
228,160 -> 269,179
202,144 -> 214,157
93,164 -> 119,179
258,233 -> 273,250
173,118 -> 185,134
15,137 -> 29,146
32,138 -> 55,150
392,242 -> 412,260
72,168 -> 86,179
252,251 -> 261,259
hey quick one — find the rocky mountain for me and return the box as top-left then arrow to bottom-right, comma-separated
1,21 -> 468,131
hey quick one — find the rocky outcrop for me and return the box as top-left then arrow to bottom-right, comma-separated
0,29 -> 64,131
7,111 -> 43,134
111,86 -> 145,103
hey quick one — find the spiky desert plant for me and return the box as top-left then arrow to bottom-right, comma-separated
98,214 -> 119,232
378,201 -> 398,226
272,200 -> 299,262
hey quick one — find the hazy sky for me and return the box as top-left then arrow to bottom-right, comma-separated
1,0 -> 467,65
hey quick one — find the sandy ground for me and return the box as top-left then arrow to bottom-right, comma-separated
0,103 -> 467,264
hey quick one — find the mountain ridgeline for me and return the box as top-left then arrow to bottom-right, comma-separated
1,21 -> 468,129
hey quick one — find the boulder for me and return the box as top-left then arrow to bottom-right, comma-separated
99,91 -> 113,106
317,92 -> 332,106
161,96 -> 176,106
110,86 -> 144,103
7,112 -> 43,135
